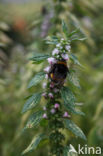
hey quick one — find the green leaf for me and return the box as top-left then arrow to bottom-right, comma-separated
46,40 -> 58,45
22,134 -> 46,155
71,37 -> 87,41
22,93 -> 42,113
69,53 -> 82,67
63,102 -> 85,116
63,146 -> 70,156
64,119 -> 86,140
62,20 -> 68,36
61,87 -> 76,106
68,28 -> 80,38
28,72 -> 45,88
29,54 -> 50,63
24,111 -> 43,130
63,145 -> 78,156
68,72 -> 80,88
45,36 -> 59,45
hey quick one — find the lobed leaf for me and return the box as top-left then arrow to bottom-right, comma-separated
22,93 -> 42,113
61,87 -> 76,106
24,111 -> 43,130
22,134 -> 46,155
68,72 -> 81,89
28,72 -> 45,88
29,53 -> 50,63
64,119 -> 87,140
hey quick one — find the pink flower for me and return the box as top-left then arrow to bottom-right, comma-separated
43,113 -> 47,119
61,53 -> 69,61
43,106 -> 46,111
48,93 -> 54,98
54,103 -> 60,109
44,66 -> 51,73
47,57 -> 57,65
63,112 -> 69,118
52,48 -> 59,55
42,92 -> 47,98
65,45 -> 71,52
45,74 -> 48,79
50,82 -> 55,88
50,108 -> 55,114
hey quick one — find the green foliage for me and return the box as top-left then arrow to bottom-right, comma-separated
62,20 -> 68,37
22,93 -> 42,113
45,36 -> 59,45
68,72 -> 80,89
61,86 -> 76,106
22,134 -> 46,155
23,111 -> 43,130
69,53 -> 82,67
64,119 -> 86,140
63,146 -> 78,156
63,102 -> 85,116
28,72 -> 45,88
29,53 -> 50,64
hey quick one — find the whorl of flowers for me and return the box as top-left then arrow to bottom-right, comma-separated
22,21 -> 86,156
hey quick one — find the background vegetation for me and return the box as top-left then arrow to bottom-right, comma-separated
0,0 -> 103,156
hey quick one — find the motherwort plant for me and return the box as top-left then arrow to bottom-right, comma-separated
22,21 -> 86,156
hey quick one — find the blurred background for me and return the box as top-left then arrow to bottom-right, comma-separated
0,0 -> 103,156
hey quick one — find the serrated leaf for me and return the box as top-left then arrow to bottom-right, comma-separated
28,72 -> 45,88
69,53 -> 82,67
22,93 -> 42,113
68,72 -> 80,89
61,87 -> 76,106
62,20 -> 68,36
24,111 -> 43,130
22,134 -> 46,155
63,102 -> 85,116
29,54 -> 50,63
64,119 -> 86,140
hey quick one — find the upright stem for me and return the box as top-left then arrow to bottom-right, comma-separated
47,92 -> 65,156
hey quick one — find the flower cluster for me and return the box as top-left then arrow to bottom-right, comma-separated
42,38 -> 71,119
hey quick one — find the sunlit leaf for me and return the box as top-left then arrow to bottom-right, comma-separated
63,102 -> 85,116
29,54 -> 50,63
22,134 -> 47,155
69,53 -> 82,67
24,111 -> 43,130
22,93 -> 42,113
71,37 -> 87,41
64,119 -> 86,140
28,72 -> 45,88
61,86 -> 76,106
68,72 -> 81,88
